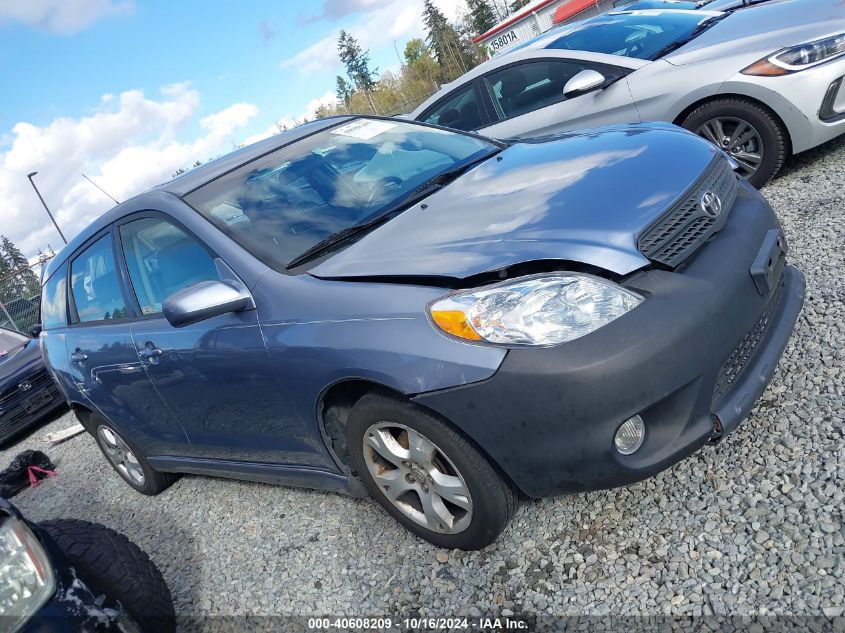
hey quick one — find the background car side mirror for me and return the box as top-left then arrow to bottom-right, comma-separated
563,70 -> 607,98
162,280 -> 255,328
28,324 -> 43,338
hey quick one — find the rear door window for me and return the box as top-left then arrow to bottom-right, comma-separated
420,84 -> 485,132
41,264 -> 68,330
70,235 -> 129,323
484,60 -> 590,120
119,217 -> 220,316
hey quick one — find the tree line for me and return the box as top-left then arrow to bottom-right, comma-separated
310,0 -> 533,120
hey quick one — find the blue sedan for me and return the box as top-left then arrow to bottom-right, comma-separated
39,117 -> 803,549
0,327 -> 65,445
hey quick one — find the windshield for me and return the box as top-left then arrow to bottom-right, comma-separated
546,11 -> 720,60
185,118 -> 498,270
0,329 -> 27,356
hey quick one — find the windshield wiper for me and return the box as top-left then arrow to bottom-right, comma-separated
285,149 -> 500,270
649,14 -> 729,60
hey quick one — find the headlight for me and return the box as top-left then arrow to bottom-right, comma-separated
742,32 -> 845,76
0,517 -> 55,632
429,274 -> 643,346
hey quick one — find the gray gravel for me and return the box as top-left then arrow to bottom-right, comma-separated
2,137 -> 844,622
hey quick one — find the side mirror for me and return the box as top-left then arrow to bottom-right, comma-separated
163,280 -> 255,328
28,324 -> 43,338
563,69 -> 607,98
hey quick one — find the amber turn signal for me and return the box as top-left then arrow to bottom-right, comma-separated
741,59 -> 789,77
430,310 -> 481,341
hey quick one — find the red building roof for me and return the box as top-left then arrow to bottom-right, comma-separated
552,0 -> 600,24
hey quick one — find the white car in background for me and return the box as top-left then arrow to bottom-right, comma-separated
412,0 -> 845,187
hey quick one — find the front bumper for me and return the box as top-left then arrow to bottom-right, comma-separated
0,371 -> 65,444
413,182 -> 805,498
730,56 -> 845,153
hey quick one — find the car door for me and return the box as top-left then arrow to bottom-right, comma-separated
116,212 -> 314,466
476,58 -> 641,139
63,230 -> 189,456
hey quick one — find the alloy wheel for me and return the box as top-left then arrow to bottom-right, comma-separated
97,426 -> 145,487
362,422 -> 473,534
696,116 -> 764,180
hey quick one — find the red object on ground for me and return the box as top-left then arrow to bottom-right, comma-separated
27,465 -> 57,488
553,0 -> 600,24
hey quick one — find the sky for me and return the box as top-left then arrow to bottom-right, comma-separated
0,0 -> 464,260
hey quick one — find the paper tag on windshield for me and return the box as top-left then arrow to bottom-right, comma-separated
331,119 -> 396,140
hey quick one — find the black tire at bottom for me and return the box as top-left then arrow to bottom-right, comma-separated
39,519 -> 176,633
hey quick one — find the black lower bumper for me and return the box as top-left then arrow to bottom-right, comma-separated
413,183 -> 805,498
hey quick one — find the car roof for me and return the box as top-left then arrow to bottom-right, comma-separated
44,116 -> 353,280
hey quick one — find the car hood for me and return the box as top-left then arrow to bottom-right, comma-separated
0,340 -> 42,392
666,0 -> 845,66
310,123 -> 721,280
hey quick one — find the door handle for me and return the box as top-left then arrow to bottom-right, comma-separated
138,343 -> 163,363
70,351 -> 88,363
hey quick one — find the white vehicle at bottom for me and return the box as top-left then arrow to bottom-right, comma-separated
412,0 -> 845,187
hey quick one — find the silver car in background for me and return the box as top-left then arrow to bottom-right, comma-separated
412,0 -> 845,187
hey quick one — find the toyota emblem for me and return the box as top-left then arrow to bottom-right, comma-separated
700,191 -> 723,218
18,381 -> 32,392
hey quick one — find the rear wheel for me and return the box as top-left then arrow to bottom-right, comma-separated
681,98 -> 788,188
39,519 -> 175,633
347,392 -> 519,550
91,417 -> 178,495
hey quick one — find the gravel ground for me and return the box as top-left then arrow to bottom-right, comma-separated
2,137 -> 843,626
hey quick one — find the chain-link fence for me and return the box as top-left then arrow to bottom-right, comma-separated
0,253 -> 54,334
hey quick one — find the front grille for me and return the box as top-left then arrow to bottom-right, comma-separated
0,370 -> 62,439
711,279 -> 785,407
639,157 -> 739,268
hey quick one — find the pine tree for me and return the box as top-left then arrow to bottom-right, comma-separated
0,235 -> 40,303
421,0 -> 475,83
467,0 -> 498,35
335,75 -> 353,106
337,30 -> 379,113
510,0 -> 531,11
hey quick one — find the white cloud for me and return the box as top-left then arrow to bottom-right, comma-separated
281,0 -> 464,75
305,0 -> 396,22
0,85 -> 259,258
241,90 -> 338,146
0,0 -> 133,34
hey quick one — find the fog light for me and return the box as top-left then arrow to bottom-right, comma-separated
614,415 -> 645,455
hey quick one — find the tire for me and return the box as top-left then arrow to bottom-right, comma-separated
681,98 -> 788,188
346,391 -> 519,550
39,519 -> 175,633
91,416 -> 178,495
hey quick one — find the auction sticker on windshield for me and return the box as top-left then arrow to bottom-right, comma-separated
331,119 -> 396,140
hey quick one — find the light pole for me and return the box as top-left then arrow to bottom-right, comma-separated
27,171 -> 67,245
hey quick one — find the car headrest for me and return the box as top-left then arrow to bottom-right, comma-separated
459,102 -> 481,130
438,108 -> 460,126
499,70 -> 528,99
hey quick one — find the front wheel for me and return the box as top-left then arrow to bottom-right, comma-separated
347,392 -> 519,550
39,519 -> 176,633
681,98 -> 788,188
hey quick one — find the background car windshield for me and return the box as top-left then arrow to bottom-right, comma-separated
185,119 -> 496,270
546,11 -> 712,60
0,329 -> 27,354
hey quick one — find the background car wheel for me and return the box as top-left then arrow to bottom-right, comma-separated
91,418 -> 178,495
681,98 -> 788,188
346,391 -> 519,550
39,519 -> 175,633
